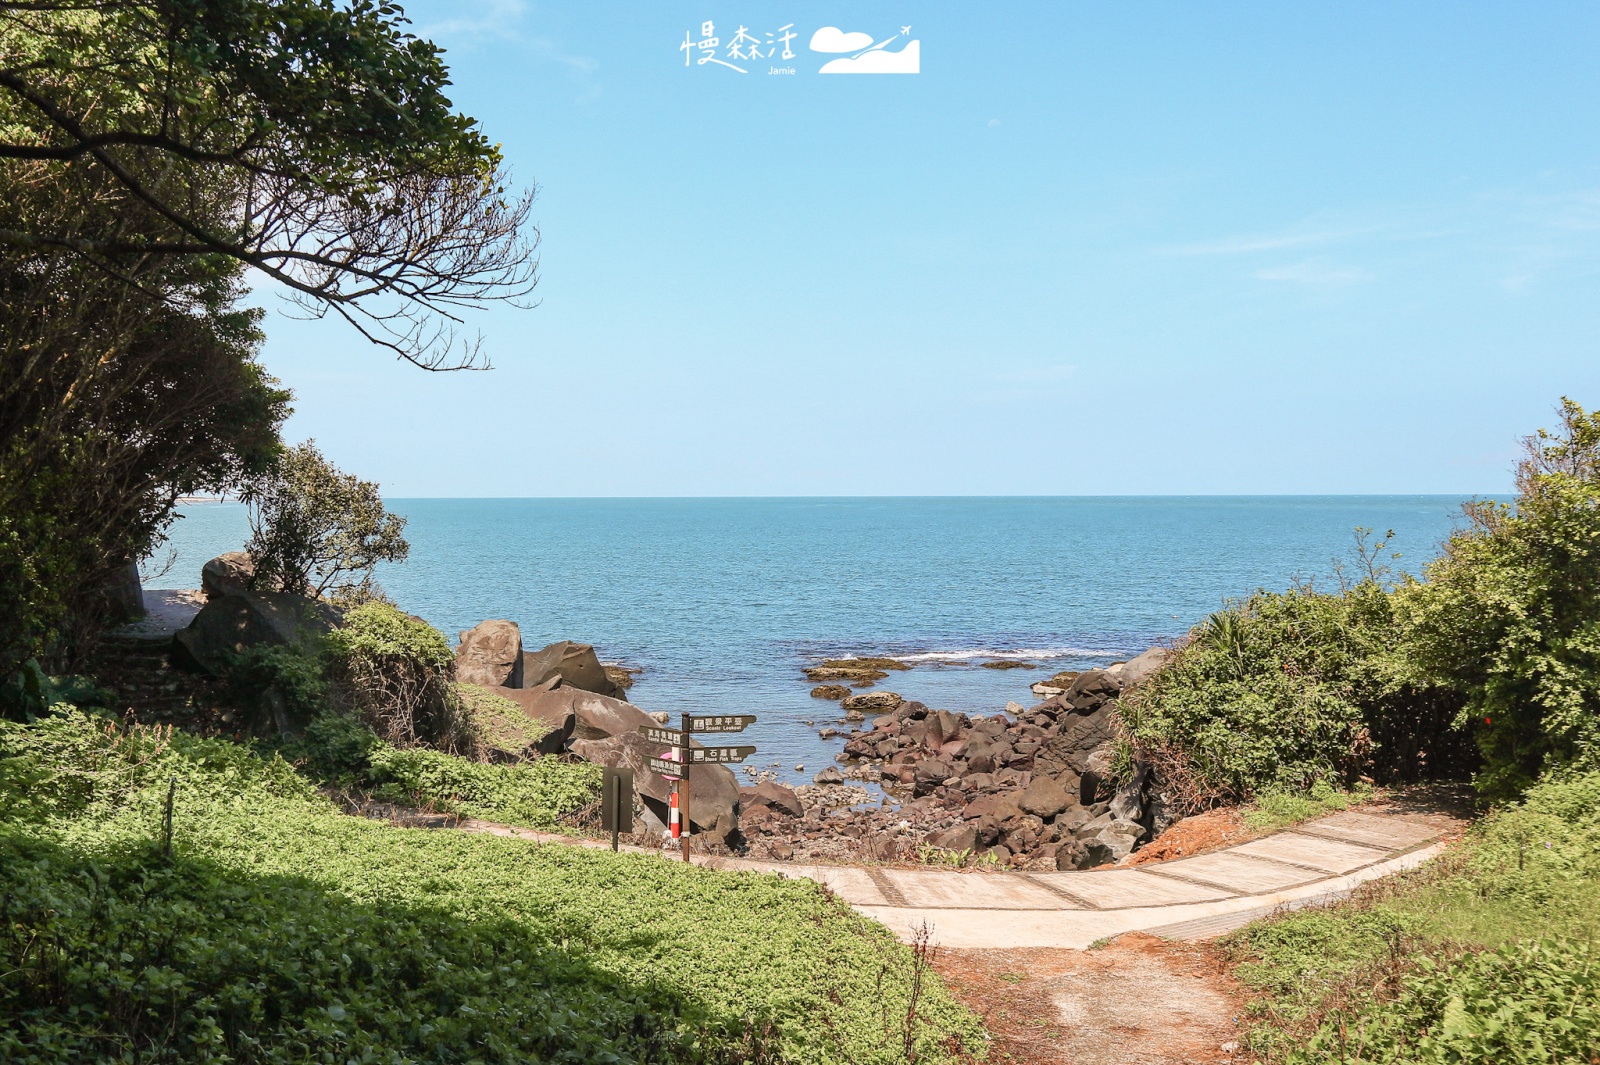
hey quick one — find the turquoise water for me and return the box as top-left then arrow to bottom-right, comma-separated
158,496 -> 1469,781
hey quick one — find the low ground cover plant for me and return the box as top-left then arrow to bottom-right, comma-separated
1223,770 -> 1600,1063
0,708 -> 983,1063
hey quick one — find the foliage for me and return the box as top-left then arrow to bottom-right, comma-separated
221,643 -> 331,724
0,0 -> 538,368
457,681 -> 553,759
0,659 -> 110,721
1244,780 -> 1373,831
0,707 -> 983,1063
1397,398 -> 1600,800
321,599 -> 468,751
366,744 -> 600,830
1118,581 -> 1467,810
244,442 -> 410,599
1224,770 -> 1600,1063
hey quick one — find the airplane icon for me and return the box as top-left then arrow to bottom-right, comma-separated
901,25 -> 912,35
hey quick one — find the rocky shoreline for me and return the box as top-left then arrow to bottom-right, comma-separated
736,646 -> 1177,870
157,552 -> 1184,871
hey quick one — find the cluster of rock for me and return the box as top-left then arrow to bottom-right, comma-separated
452,619 -> 741,845
824,647 -> 1176,869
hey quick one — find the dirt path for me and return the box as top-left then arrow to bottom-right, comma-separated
934,935 -> 1244,1065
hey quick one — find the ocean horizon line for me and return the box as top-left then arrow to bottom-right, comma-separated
180,491 -> 1496,503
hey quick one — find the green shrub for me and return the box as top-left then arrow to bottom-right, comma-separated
1398,399 -> 1600,800
325,601 -> 467,751
222,642 -> 330,723
242,441 -> 409,599
0,708 -> 983,1063
1118,582 -> 1458,808
457,682 -> 552,758
366,744 -> 600,829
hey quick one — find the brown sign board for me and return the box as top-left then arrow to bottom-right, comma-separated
686,714 -> 757,734
647,755 -> 684,779
687,745 -> 757,765
638,725 -> 684,746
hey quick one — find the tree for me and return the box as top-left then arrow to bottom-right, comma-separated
0,0 -> 538,369
1398,399 -> 1600,800
243,442 -> 409,599
0,0 -> 530,674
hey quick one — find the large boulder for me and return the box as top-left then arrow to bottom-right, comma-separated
840,690 -> 902,712
520,640 -> 621,698
1108,645 -> 1173,688
484,685 -> 577,754
201,551 -> 256,600
101,560 -> 146,623
171,590 -> 341,676
1033,705 -> 1117,779
456,620 -> 525,688
743,780 -> 804,818
1061,669 -> 1123,711
1074,818 -> 1147,867
1018,774 -> 1074,819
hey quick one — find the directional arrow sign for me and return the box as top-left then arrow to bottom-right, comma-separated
638,725 -> 684,746
687,745 -> 757,765
647,756 -> 684,779
686,714 -> 758,734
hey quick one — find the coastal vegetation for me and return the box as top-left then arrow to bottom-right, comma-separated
0,708 -> 982,1062
1120,399 -> 1600,813
0,0 -> 535,678
1224,770 -> 1600,1063
1114,400 -> 1600,1061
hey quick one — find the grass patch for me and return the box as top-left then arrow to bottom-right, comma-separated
1223,771 -> 1600,1063
0,708 -> 983,1063
455,681 -> 552,756
1243,780 -> 1373,831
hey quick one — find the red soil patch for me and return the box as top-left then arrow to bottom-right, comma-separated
1124,807 -> 1253,866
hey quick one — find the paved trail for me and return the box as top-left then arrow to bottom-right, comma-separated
452,805 -> 1456,950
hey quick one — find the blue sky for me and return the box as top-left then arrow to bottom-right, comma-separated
257,2 -> 1600,496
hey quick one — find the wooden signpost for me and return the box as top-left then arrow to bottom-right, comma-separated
638,712 -> 757,861
600,766 -> 634,852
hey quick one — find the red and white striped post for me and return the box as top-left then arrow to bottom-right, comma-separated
668,786 -> 681,839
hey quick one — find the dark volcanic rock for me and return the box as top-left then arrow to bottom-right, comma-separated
811,684 -> 852,700
172,591 -> 340,677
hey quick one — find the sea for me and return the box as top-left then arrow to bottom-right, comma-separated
156,496 -> 1471,786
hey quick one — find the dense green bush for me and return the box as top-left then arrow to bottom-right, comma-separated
1118,582 -> 1467,809
1398,399 -> 1600,800
367,744 -> 601,830
1226,770 -> 1600,1063
0,708 -> 982,1063
325,601 -> 468,751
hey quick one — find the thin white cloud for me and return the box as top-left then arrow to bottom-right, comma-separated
1163,227 -> 1379,257
809,27 -> 875,53
819,40 -> 920,74
413,0 -> 528,41
1253,260 -> 1373,285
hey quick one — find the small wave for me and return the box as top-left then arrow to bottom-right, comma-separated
840,647 -> 1123,664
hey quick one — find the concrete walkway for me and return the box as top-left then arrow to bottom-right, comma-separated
448,806 -> 1455,950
